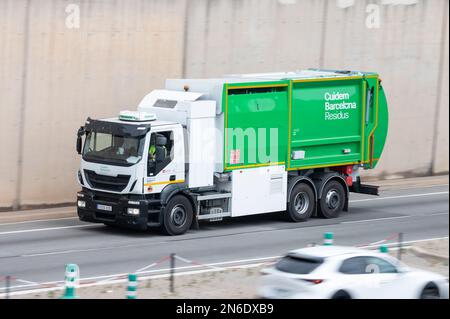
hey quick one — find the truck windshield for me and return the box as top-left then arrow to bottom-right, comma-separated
83,132 -> 145,166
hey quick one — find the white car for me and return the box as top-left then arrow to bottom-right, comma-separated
258,245 -> 449,299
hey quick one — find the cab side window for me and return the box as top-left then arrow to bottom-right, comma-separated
147,131 -> 174,176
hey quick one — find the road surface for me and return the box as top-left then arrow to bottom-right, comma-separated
0,183 -> 448,293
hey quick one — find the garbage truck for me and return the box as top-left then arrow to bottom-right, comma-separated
76,69 -> 388,235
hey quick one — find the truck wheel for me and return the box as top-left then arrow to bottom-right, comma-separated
287,183 -> 315,222
318,180 -> 345,219
161,195 -> 193,236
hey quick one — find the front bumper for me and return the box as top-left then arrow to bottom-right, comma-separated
77,189 -> 160,230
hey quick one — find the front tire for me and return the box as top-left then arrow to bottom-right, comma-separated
286,183 -> 315,222
318,180 -> 346,219
161,195 -> 193,236
420,283 -> 440,299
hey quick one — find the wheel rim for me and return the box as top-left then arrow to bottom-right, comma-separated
325,189 -> 340,210
170,204 -> 187,227
293,192 -> 310,215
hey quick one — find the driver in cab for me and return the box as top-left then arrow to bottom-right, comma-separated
148,134 -> 168,164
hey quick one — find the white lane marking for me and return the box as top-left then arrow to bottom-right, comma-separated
350,191 -> 449,203
342,216 -> 413,224
430,212 -> 450,217
1,236 -> 448,297
382,184 -> 449,190
0,224 -> 99,235
22,248 -> 106,258
362,236 -> 449,248
0,217 -> 78,226
20,242 -> 169,258
344,211 -> 450,224
16,279 -> 40,285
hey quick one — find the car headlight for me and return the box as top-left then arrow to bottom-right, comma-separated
77,200 -> 86,208
127,208 -> 140,216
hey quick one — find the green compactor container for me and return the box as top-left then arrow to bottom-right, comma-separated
222,70 -> 388,173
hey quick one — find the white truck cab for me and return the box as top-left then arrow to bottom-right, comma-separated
76,88 -> 223,235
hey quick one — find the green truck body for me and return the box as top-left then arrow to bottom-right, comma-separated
223,74 -> 388,172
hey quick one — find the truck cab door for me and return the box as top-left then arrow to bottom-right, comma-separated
145,126 -> 185,194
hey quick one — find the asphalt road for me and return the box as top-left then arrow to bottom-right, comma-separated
0,184 -> 448,293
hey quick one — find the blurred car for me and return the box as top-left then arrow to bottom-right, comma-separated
258,245 -> 449,299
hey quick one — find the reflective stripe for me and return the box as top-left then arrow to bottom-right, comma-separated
144,179 -> 184,187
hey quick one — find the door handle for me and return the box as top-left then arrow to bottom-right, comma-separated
169,175 -> 176,181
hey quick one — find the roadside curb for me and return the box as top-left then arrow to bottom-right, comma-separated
409,246 -> 449,264
0,208 -> 76,224
375,175 -> 449,191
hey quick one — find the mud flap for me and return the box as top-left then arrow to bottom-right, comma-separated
350,177 -> 379,196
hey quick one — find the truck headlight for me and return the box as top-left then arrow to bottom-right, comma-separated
127,208 -> 140,216
77,200 -> 86,208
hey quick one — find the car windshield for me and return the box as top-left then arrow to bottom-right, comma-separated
275,255 -> 323,274
83,131 -> 145,166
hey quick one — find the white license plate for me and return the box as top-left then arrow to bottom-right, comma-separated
96,204 -> 112,212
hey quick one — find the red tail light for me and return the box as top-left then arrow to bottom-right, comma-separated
301,279 -> 325,284
345,165 -> 353,175
346,175 -> 353,186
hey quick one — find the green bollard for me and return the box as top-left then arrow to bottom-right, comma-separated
323,232 -> 334,246
61,264 -> 80,299
379,245 -> 389,253
126,273 -> 137,299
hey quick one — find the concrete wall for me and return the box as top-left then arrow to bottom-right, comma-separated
0,0 -> 448,208
0,0 -> 187,208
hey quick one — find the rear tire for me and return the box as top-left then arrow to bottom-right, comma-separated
161,195 -> 193,236
420,283 -> 440,299
318,180 -> 345,219
286,183 -> 315,222
332,290 -> 351,299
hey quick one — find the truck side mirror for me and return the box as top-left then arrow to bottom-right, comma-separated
76,126 -> 85,155
76,136 -> 82,154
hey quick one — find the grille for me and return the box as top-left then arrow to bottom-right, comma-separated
84,170 -> 130,192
